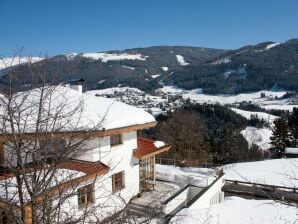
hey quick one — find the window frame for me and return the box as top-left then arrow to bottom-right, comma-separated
110,134 -> 123,147
112,171 -> 125,193
77,184 -> 95,208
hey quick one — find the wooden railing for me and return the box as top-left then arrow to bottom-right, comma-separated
225,179 -> 297,193
156,157 -> 221,168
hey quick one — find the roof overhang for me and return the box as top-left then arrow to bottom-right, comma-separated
0,121 -> 157,140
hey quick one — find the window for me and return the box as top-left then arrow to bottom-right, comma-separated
78,184 -> 94,207
110,134 -> 122,146
39,139 -> 66,158
112,171 -> 125,192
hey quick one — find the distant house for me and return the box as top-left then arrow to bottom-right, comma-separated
284,147 -> 298,158
0,83 -> 171,223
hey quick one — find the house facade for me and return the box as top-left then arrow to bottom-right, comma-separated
0,84 -> 170,223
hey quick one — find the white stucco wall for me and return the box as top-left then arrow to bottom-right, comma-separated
189,175 -> 225,209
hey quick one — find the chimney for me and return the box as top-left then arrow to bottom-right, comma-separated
68,78 -> 85,94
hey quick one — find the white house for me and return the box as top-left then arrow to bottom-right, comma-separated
0,83 -> 171,223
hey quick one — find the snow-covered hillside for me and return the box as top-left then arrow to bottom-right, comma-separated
0,56 -> 44,70
240,127 -> 272,150
224,158 -> 298,187
81,52 -> 148,62
231,108 -> 278,125
170,196 -> 297,224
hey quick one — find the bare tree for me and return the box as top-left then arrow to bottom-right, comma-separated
0,54 -> 158,224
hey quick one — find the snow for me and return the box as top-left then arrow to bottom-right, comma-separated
170,196 -> 297,224
156,164 -> 216,187
161,66 -> 169,71
176,55 -> 189,66
122,65 -> 135,70
261,104 -> 298,112
0,56 -> 44,70
154,141 -> 165,148
231,108 -> 278,125
265,42 -> 280,50
241,127 -> 272,150
182,90 -> 286,105
98,80 -> 106,84
285,147 -> 298,155
224,159 -> 298,187
210,57 -> 231,65
66,53 -> 78,59
151,74 -> 161,79
1,85 -> 155,133
158,85 -> 186,94
81,52 -> 147,62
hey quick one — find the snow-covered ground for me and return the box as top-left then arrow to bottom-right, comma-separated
158,86 -> 287,106
231,108 -> 278,125
0,56 -> 44,70
224,159 -> 298,187
170,196 -> 297,224
156,164 -> 216,187
241,127 -> 272,150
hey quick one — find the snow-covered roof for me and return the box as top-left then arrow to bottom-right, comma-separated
0,85 -> 155,133
285,147 -> 298,154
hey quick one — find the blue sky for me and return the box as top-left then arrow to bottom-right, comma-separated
0,0 -> 298,56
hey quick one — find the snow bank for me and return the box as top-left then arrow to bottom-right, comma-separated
224,158 -> 298,187
156,164 -> 216,187
81,52 -> 147,62
170,196 -> 297,224
241,127 -> 272,150
0,56 -> 44,70
176,55 -> 189,66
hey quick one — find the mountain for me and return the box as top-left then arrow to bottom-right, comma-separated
1,39 -> 298,94
0,46 -> 225,92
165,39 -> 298,94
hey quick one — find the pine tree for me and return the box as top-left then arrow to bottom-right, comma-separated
270,117 -> 289,153
288,107 -> 298,147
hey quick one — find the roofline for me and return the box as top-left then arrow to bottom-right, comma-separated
135,145 -> 171,160
0,121 -> 157,140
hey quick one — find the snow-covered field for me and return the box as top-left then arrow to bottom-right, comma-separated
241,127 -> 272,150
224,159 -> 298,187
156,164 -> 216,187
158,86 -> 287,106
170,196 -> 297,224
231,108 -> 278,126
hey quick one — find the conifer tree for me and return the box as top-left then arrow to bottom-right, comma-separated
288,107 -> 298,147
270,117 -> 289,153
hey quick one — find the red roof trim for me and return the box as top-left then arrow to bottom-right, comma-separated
134,137 -> 171,160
